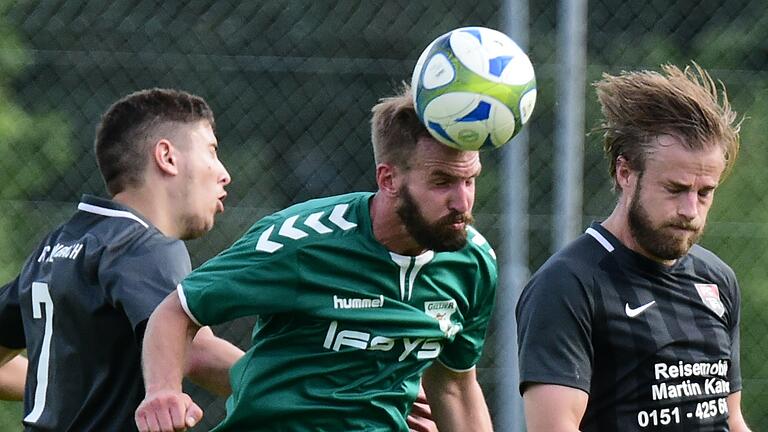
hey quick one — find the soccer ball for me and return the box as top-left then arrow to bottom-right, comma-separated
411,26 -> 537,151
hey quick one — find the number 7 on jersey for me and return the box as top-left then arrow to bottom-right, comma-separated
25,282 -> 54,423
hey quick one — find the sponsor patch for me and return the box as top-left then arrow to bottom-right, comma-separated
694,283 -> 725,317
424,300 -> 461,337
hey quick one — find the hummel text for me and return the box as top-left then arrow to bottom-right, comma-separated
333,295 -> 385,309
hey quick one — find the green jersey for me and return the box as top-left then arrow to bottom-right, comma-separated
179,192 -> 498,431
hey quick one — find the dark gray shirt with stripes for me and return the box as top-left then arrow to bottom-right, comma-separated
517,222 -> 741,431
0,195 -> 191,431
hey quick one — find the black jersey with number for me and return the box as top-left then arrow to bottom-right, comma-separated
0,195 -> 191,431
517,222 -> 741,431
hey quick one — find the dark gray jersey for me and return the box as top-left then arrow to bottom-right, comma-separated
0,195 -> 191,431
517,222 -> 741,431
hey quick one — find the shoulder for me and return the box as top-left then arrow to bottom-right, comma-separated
687,244 -> 734,274
538,232 -> 610,280
686,244 -> 738,288
96,220 -> 190,271
104,221 -> 185,255
522,231 -> 611,303
458,226 -> 498,275
236,192 -> 373,257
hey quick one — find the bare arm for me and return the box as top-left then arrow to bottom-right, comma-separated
406,384 -> 438,432
422,362 -> 492,432
0,347 -> 25,401
522,384 -> 588,432
185,326 -> 243,396
726,391 -> 751,432
135,292 -> 203,432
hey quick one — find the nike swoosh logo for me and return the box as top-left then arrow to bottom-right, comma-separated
625,301 -> 656,318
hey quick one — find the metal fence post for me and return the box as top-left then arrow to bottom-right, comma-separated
499,0 -> 530,430
553,0 -> 588,250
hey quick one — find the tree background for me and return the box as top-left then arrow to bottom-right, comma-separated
0,0 -> 766,429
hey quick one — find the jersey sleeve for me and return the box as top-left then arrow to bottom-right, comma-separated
516,259 -> 593,394
0,277 -> 25,349
179,221 -> 301,326
724,270 -> 742,393
99,238 -> 191,335
438,243 -> 498,371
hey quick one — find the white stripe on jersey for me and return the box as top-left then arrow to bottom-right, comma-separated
436,358 -> 476,373
177,284 -> 203,327
586,227 -> 615,252
389,251 -> 435,301
78,203 -> 149,228
408,252 -> 434,301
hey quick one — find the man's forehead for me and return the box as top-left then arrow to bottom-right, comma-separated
176,120 -> 217,147
193,121 -> 217,144
643,140 -> 725,183
414,137 -> 481,174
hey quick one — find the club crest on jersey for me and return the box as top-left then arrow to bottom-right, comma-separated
694,283 -> 725,317
424,300 -> 461,337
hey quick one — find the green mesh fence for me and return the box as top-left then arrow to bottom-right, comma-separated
0,0 -> 766,429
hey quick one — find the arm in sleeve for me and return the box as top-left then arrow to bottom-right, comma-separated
0,277 -> 25,349
99,238 -> 191,336
179,224 -> 302,326
725,269 -> 742,393
437,254 -> 497,371
516,259 -> 594,395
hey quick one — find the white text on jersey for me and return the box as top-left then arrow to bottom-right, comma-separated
333,295 -> 385,309
37,243 -> 84,263
323,321 -> 441,361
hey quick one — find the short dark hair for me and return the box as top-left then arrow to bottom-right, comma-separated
370,84 -> 432,170
595,63 -> 741,191
95,88 -> 215,196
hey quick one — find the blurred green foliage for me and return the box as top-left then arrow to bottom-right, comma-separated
0,1 -> 73,283
0,0 -> 73,427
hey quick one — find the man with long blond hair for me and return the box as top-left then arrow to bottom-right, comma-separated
517,64 -> 751,431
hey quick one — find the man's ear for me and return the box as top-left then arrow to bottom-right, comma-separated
376,163 -> 400,196
615,155 -> 634,191
154,139 -> 179,176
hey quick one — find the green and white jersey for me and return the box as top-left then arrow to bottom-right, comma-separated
179,192 -> 497,431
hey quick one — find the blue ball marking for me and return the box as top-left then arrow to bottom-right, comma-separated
462,28 -> 483,43
412,26 -> 537,150
457,101 -> 491,122
427,121 -> 458,145
488,56 -> 513,78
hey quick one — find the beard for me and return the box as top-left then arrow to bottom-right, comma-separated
178,213 -> 213,240
396,185 -> 474,252
627,180 -> 703,261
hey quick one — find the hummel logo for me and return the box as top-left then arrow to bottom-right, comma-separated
334,295 -> 385,309
625,301 -> 656,318
255,204 -> 357,253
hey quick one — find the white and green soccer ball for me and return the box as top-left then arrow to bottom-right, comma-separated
411,26 -> 537,151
